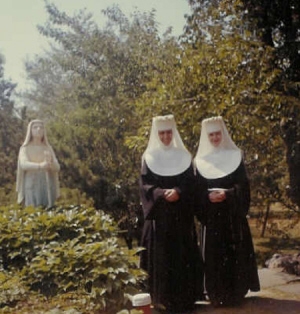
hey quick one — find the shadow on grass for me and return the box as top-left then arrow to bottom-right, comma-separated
258,237 -> 300,251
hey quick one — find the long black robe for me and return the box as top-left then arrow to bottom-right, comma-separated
195,161 -> 260,306
139,162 -> 203,313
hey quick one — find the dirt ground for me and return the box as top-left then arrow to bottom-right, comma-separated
151,268 -> 300,314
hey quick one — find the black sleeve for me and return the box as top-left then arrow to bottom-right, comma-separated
194,170 -> 208,225
225,160 -> 251,216
139,161 -> 165,220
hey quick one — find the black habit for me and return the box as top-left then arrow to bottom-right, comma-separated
139,162 -> 203,313
195,161 -> 260,306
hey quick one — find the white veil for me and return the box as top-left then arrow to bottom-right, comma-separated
194,116 -> 242,179
21,119 -> 50,147
143,114 -> 192,176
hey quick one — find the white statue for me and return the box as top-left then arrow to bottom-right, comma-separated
16,119 -> 60,208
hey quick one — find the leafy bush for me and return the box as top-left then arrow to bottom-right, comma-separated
0,185 -> 17,207
0,270 -> 27,308
0,204 -> 147,313
56,188 -> 95,208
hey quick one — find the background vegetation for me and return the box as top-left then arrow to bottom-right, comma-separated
1,0 -> 300,312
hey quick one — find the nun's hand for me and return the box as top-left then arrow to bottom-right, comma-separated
208,190 -> 226,203
163,189 -> 180,202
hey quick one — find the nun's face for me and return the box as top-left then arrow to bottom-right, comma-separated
208,130 -> 222,147
158,129 -> 173,146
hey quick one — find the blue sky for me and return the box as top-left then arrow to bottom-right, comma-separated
0,0 -> 190,91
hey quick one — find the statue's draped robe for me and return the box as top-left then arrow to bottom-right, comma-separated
195,161 -> 260,305
139,162 -> 203,312
17,144 -> 60,207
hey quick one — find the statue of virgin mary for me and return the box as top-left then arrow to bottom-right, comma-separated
16,120 -> 60,208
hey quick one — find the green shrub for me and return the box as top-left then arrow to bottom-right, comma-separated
56,188 -> 95,208
0,184 -> 17,207
0,204 -> 147,313
0,270 -> 27,308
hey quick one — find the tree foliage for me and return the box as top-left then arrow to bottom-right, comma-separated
235,0 -> 300,206
187,0 -> 300,83
0,53 -> 23,202
238,0 -> 300,82
180,0 -> 300,211
23,3 -> 180,213
21,1 -> 300,214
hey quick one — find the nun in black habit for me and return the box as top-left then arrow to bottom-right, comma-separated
139,114 -> 203,313
194,116 -> 260,307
